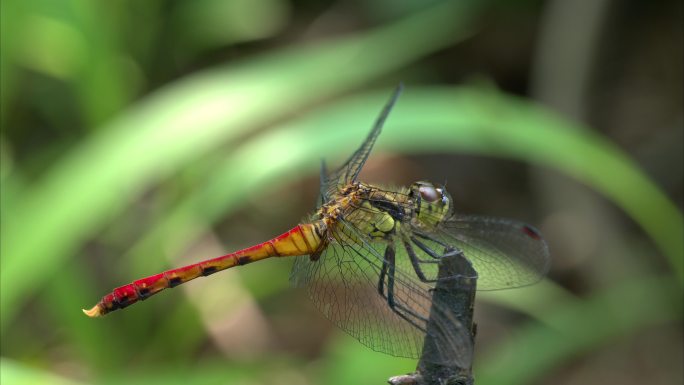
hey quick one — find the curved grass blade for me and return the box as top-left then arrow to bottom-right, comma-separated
475,275 -> 681,385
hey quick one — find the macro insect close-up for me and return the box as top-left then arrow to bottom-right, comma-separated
2,2 -> 681,385
83,86 -> 550,383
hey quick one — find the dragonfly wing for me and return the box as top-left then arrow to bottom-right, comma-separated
290,219 -> 425,359
290,217 -> 473,366
392,227 -> 474,367
322,84 -> 403,198
422,215 -> 551,290
316,159 -> 328,208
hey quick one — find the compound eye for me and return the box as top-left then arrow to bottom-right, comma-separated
419,185 -> 440,202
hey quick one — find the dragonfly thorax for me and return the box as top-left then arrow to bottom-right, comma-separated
314,183 -> 400,241
315,182 -> 451,242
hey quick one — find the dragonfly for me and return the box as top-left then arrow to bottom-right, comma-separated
84,85 -> 550,367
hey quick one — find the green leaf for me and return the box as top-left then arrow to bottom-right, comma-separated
115,87 -> 682,384
136,86 -> 683,289
0,358 -> 84,385
475,276 -> 682,384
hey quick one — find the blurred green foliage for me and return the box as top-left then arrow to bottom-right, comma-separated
1,1 -> 682,384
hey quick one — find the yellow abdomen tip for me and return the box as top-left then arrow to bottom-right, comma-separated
82,305 -> 103,318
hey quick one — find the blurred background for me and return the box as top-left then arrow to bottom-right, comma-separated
1,0 -> 682,384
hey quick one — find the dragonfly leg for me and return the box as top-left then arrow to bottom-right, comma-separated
403,238 -> 439,283
414,232 -> 451,250
380,244 -> 429,332
377,250 -> 389,295
411,236 -> 442,260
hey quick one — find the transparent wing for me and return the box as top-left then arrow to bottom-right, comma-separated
391,226 -> 474,366
290,217 -> 473,366
315,159 -> 328,208
290,219 -> 424,359
421,215 -> 551,290
321,84 -> 403,200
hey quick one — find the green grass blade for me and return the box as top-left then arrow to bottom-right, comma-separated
152,86 -> 682,282
0,358 -> 85,385
475,276 -> 682,384
119,86 -> 681,331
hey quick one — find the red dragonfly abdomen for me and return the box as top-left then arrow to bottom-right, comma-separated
83,222 -> 324,317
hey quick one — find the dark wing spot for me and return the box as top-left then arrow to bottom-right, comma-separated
522,225 -> 541,240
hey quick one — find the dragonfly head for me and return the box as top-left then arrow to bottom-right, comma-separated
409,181 -> 452,226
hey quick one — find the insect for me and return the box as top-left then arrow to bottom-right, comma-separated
84,85 -> 550,366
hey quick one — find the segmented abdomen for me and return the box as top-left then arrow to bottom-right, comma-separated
84,222 -> 324,317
